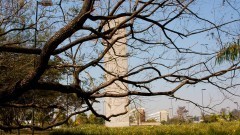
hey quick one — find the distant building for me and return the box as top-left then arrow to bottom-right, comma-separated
147,110 -> 169,122
129,108 -> 145,124
160,110 -> 169,122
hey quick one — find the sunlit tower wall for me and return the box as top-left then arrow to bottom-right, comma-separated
103,17 -> 129,127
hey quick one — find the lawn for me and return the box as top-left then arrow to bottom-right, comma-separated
50,121 -> 240,135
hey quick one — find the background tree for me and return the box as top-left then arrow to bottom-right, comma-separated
230,109 -> 240,120
88,113 -> 104,125
0,0 -> 240,131
176,106 -> 188,122
0,1 -> 83,131
75,113 -> 89,125
202,114 -> 218,123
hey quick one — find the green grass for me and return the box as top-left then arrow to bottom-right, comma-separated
50,122 -> 240,135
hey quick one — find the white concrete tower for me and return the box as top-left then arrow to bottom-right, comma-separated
103,17 -> 129,127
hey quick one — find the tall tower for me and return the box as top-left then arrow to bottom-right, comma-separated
104,17 -> 129,127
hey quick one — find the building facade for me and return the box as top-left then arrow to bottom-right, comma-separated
147,110 -> 169,122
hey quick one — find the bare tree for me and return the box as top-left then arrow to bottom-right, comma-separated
0,0 -> 240,130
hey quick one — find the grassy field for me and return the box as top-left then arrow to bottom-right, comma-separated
50,121 -> 240,135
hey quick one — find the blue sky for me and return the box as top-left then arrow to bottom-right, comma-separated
133,0 -> 240,116
37,0 -> 240,117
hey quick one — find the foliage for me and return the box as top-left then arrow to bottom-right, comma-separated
216,39 -> 240,64
0,53 -> 33,90
50,122 -> 240,135
74,113 -> 104,126
160,120 -> 167,125
0,108 -> 15,132
88,113 -> 105,125
202,110 -> 240,123
203,114 -> 218,123
0,51 -> 67,130
0,49 -> 70,131
145,118 -> 156,123
0,52 -> 62,88
231,109 -> 240,120
75,113 -> 89,125
168,117 -> 185,124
